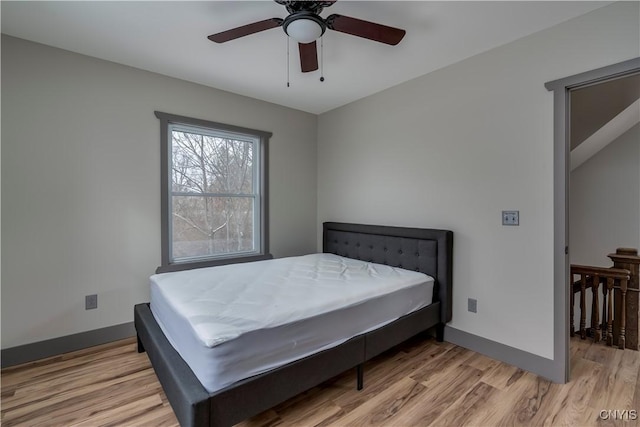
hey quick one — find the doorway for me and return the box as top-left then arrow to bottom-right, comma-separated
569,74 -> 640,341
546,57 -> 640,382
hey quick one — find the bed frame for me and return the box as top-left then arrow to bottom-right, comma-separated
134,222 -> 453,426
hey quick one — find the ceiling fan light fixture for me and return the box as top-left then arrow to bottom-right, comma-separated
283,13 -> 326,44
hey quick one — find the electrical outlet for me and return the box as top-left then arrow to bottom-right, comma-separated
502,210 -> 519,226
468,298 -> 477,313
85,294 -> 98,310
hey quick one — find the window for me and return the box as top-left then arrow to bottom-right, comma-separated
155,112 -> 271,272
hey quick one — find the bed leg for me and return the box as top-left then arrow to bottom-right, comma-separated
356,364 -> 364,391
137,334 -> 145,353
436,323 -> 445,342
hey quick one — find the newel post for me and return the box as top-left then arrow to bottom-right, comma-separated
609,248 -> 640,350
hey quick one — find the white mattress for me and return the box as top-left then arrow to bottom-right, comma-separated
150,253 -> 434,392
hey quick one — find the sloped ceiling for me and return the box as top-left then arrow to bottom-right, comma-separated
1,1 -> 611,114
571,98 -> 640,171
571,73 -> 640,150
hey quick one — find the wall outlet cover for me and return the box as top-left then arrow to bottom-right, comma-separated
85,294 -> 98,310
468,298 -> 477,313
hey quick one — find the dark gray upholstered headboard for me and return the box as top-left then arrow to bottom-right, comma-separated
323,222 -> 453,323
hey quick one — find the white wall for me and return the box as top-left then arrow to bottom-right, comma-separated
570,123 -> 640,267
1,36 -> 318,349
570,123 -> 639,331
317,2 -> 639,359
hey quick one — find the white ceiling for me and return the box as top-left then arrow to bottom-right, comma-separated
571,99 -> 640,171
1,1 -> 610,114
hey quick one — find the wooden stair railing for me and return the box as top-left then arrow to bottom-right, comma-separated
571,264 -> 630,349
608,248 -> 640,350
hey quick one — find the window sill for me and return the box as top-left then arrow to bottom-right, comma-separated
155,253 -> 274,274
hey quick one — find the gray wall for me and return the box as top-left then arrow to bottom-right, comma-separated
317,2 -> 639,359
1,36 -> 318,349
2,2 -> 639,359
570,123 -> 640,331
570,123 -> 640,267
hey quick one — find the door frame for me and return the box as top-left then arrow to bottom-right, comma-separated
545,57 -> 640,382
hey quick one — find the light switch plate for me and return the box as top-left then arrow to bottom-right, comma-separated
502,210 -> 519,226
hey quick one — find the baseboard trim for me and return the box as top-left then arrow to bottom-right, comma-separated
1,322 -> 135,368
2,322 -> 562,381
445,326 -> 564,383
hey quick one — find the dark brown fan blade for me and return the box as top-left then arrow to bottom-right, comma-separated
299,41 -> 318,73
208,18 -> 283,43
326,14 -> 405,45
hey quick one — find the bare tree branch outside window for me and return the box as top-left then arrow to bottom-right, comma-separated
170,130 -> 255,260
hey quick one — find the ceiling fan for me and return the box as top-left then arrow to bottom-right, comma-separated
208,0 -> 406,73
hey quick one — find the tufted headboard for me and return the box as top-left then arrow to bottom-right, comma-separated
323,222 -> 453,323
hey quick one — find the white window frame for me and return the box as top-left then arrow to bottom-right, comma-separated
155,111 -> 271,273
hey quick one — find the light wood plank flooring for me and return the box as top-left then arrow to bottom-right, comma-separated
2,335 -> 639,426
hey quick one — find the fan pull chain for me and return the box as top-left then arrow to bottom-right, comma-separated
320,36 -> 325,82
286,36 -> 290,87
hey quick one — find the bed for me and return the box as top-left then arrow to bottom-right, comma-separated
134,222 -> 453,426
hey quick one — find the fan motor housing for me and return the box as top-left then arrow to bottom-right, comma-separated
275,1 -> 335,15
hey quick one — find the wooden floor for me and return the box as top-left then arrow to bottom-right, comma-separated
2,335 -> 639,426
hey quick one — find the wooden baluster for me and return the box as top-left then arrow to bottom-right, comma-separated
602,281 -> 608,340
580,274 -> 587,339
608,248 -> 640,350
571,264 -> 631,347
592,274 -> 601,342
607,277 -> 614,346
570,273 -> 575,337
619,277 -> 628,349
